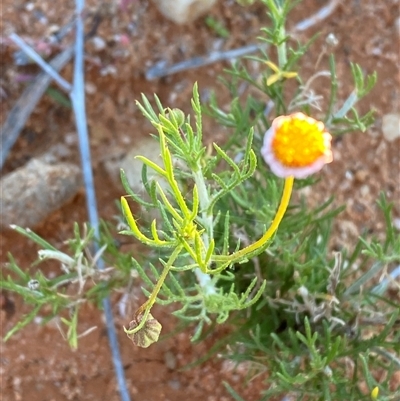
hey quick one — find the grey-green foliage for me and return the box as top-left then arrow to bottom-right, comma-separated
200,2 -> 395,399
120,84 -> 272,343
1,0 -> 398,399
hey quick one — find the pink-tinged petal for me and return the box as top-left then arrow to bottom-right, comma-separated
261,113 -> 332,178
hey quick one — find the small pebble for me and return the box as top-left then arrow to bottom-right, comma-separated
382,113 -> 400,142
164,350 -> 177,370
85,82 -> 97,95
100,65 -> 117,76
395,17 -> 400,37
325,32 -> 339,47
153,0 -> 217,24
91,36 -> 107,51
345,170 -> 354,180
168,379 -> 181,390
360,184 -> 370,197
355,169 -> 368,183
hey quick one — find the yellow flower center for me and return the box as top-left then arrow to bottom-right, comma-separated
272,115 -> 327,167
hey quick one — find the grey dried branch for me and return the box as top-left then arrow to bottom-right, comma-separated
0,46 -> 73,169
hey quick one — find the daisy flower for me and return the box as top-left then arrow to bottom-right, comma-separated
261,112 -> 333,178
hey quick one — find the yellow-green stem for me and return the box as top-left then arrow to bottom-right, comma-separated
214,176 -> 294,263
124,245 -> 183,335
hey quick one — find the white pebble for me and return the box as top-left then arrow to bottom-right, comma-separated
91,36 -> 106,51
153,0 -> 217,24
360,184 -> 370,197
382,113 -> 400,142
85,82 -> 97,95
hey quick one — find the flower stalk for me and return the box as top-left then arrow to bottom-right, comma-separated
212,176 -> 294,265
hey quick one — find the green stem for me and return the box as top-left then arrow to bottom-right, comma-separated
277,35 -> 287,68
269,0 -> 287,67
192,169 -> 213,243
124,245 -> 183,335
192,168 -> 216,294
325,54 -> 338,124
